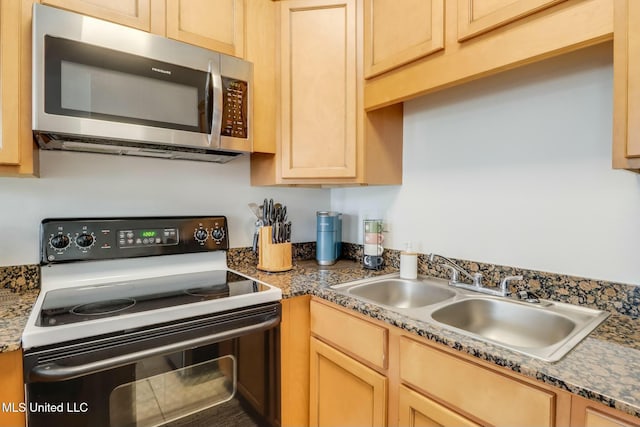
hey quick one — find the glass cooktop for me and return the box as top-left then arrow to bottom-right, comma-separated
38,270 -> 269,327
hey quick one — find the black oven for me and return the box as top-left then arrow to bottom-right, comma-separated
23,217 -> 282,427
24,302 -> 281,427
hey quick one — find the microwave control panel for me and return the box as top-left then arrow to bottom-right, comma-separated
221,77 -> 248,139
41,216 -> 228,264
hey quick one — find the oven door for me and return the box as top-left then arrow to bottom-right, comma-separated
24,303 -> 280,427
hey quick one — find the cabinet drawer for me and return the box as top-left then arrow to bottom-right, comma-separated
310,300 -> 387,369
399,337 -> 555,427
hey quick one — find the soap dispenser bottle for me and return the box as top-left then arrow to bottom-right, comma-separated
400,242 -> 418,279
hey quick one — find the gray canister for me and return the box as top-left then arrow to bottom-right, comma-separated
316,211 -> 342,265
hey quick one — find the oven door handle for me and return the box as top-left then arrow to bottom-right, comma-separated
29,317 -> 279,382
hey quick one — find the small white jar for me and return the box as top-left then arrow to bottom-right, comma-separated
400,242 -> 418,279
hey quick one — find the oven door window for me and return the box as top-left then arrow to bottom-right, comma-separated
110,353 -> 236,427
25,322 -> 280,427
44,36 -> 210,133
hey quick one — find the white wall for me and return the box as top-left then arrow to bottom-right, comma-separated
4,43 -> 639,285
0,151 -> 329,266
332,43 -> 640,286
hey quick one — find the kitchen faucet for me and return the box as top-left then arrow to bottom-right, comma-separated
428,253 -> 483,286
428,253 -> 522,297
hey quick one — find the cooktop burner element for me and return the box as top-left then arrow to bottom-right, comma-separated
71,298 -> 136,316
185,284 -> 233,298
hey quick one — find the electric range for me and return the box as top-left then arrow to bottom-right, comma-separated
21,216 -> 282,427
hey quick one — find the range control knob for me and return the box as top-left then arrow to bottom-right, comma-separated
75,233 -> 95,249
49,234 -> 70,250
194,228 -> 208,242
211,228 -> 225,242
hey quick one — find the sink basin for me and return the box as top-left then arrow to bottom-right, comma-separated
345,278 -> 456,308
430,297 -> 609,361
331,274 -> 609,361
431,298 -> 576,348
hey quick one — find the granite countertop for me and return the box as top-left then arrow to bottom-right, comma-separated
0,289 -> 39,353
230,259 -> 640,419
1,258 -> 638,418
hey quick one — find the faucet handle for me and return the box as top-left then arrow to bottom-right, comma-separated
441,264 -> 459,284
499,275 -> 523,296
472,272 -> 483,287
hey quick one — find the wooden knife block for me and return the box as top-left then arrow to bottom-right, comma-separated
257,226 -> 292,272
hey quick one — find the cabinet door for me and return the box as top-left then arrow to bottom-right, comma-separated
398,385 -> 480,427
0,351 -> 25,427
613,0 -> 640,169
584,410 -> 639,427
0,0 -> 37,176
41,0 -> 154,32
457,0 -> 567,41
166,0 -> 244,57
0,0 -> 18,166
571,395 -> 640,427
280,0 -> 357,179
400,337 -> 556,427
310,337 -> 387,427
364,0 -> 444,78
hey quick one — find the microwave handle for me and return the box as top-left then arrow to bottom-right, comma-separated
206,62 -> 223,147
28,316 -> 279,382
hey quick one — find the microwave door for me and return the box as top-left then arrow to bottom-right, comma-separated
36,35 -> 215,149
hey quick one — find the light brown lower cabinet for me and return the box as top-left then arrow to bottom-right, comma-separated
399,335 -> 560,427
398,385 -> 480,427
571,395 -> 640,427
309,336 -> 387,427
281,296 -> 312,427
0,350 -> 25,427
282,298 -> 639,427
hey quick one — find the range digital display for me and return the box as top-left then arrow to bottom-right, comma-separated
117,228 -> 178,248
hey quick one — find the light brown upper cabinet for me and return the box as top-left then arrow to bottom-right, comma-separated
0,0 -> 38,177
613,0 -> 640,172
251,0 -> 403,186
364,0 -> 444,78
41,0 -> 245,56
456,0 -> 567,41
364,0 -> 613,110
280,0 -> 357,179
166,0 -> 244,57
41,0 -> 159,33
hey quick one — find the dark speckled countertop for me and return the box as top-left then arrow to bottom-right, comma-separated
230,259 -> 640,419
0,289 -> 39,353
1,257 -> 638,419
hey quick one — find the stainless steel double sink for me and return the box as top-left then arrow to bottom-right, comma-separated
331,274 -> 609,362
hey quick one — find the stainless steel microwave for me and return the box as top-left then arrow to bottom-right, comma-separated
32,4 -> 252,163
